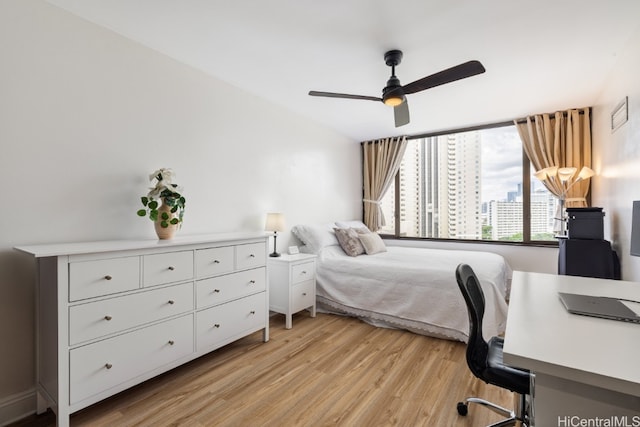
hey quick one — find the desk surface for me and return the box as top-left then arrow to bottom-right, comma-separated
503,271 -> 640,397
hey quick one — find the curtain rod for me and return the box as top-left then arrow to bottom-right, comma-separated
407,120 -> 514,140
513,108 -> 589,125
361,108 -> 590,143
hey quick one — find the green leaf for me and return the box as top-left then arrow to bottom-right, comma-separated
149,210 -> 158,222
171,206 -> 178,213
160,220 -> 169,228
170,218 -> 179,225
141,196 -> 149,206
136,209 -> 147,217
161,212 -> 170,220
148,200 -> 158,210
179,197 -> 186,205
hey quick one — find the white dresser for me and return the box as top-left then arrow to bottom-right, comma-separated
15,232 -> 269,427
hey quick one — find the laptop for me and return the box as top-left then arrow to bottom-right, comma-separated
558,292 -> 640,323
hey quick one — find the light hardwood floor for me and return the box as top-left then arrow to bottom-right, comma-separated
14,313 -> 513,426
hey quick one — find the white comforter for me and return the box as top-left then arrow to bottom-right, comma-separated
315,245 -> 512,342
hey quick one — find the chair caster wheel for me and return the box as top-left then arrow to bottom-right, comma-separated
456,401 -> 468,416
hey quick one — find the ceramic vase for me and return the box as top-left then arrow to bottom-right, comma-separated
154,200 -> 179,240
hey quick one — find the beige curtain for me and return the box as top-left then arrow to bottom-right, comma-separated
514,108 -> 592,207
362,136 -> 408,231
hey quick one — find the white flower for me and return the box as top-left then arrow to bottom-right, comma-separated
149,168 -> 175,184
146,168 -> 182,199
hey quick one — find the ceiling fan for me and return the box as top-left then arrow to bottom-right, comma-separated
309,50 -> 486,128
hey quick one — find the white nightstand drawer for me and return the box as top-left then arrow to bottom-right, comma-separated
196,292 -> 266,351
195,246 -> 234,278
69,257 -> 139,301
143,251 -> 194,287
196,267 -> 266,309
292,280 -> 315,313
70,314 -> 194,405
291,261 -> 315,284
69,282 -> 194,345
236,242 -> 266,270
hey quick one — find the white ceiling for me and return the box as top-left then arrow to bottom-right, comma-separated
46,0 -> 640,142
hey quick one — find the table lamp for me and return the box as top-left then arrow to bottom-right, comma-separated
265,213 -> 285,257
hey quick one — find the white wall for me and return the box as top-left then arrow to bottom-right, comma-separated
591,26 -> 640,281
0,1 -> 361,422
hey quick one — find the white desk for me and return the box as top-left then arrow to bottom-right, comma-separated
503,271 -> 640,426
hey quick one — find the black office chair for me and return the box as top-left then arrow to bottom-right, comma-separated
455,263 -> 531,427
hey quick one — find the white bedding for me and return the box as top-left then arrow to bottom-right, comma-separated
315,245 -> 512,342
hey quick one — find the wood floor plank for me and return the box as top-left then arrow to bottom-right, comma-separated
12,312 -> 514,427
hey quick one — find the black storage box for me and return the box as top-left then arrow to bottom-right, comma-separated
566,207 -> 604,240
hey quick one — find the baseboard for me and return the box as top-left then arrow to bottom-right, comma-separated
0,389 -> 36,426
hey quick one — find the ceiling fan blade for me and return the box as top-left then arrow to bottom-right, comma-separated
309,91 -> 381,102
394,99 -> 410,127
402,60 -> 486,95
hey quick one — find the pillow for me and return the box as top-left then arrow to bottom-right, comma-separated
291,223 -> 339,253
335,220 -> 369,231
333,227 -> 366,257
356,229 -> 387,255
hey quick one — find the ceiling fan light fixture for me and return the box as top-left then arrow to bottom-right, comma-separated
383,95 -> 404,107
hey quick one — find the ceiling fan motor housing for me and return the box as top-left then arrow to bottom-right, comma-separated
382,50 -> 405,105
384,49 -> 403,67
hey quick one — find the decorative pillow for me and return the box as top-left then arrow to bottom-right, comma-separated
335,220 -> 369,231
291,223 -> 339,254
333,227 -> 366,257
356,230 -> 387,255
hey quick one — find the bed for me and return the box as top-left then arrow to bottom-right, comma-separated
292,222 -> 512,342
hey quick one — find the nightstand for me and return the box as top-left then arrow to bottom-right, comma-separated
268,253 -> 317,328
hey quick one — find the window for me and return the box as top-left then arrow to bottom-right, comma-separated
378,123 -> 556,243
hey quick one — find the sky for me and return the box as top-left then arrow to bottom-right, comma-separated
480,126 -> 527,203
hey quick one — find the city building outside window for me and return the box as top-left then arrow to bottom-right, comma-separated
377,123 -> 557,243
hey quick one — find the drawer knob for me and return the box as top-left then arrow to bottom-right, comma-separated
104,275 -> 113,281
249,280 -> 256,284
104,315 -> 112,321
213,324 -> 220,328
213,260 -> 220,264
105,363 -> 113,370
301,271 -> 307,275
168,300 -> 175,305
168,340 -> 175,345
213,289 -> 220,293
168,266 -> 175,271
250,310 -> 256,315
302,292 -> 307,296
249,254 -> 255,258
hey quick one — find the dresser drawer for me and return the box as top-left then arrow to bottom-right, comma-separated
69,257 -> 139,301
196,292 -> 266,352
236,242 -> 266,270
196,267 -> 266,309
70,314 -> 194,405
143,251 -> 194,287
291,261 -> 315,284
69,282 -> 194,345
292,280 -> 315,313
195,246 -> 234,278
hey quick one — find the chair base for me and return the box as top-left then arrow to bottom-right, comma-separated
456,393 -> 528,427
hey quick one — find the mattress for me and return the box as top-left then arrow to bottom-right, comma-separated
315,245 -> 512,342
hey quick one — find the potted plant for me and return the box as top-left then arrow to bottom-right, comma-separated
137,168 -> 186,239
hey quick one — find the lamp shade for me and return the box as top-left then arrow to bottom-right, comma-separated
577,166 -> 595,181
265,213 -> 285,232
557,167 -> 577,183
533,169 -> 549,181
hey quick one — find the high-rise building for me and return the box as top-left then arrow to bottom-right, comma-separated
381,134 -> 482,239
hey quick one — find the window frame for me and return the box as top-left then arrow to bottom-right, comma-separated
370,120 -> 557,247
